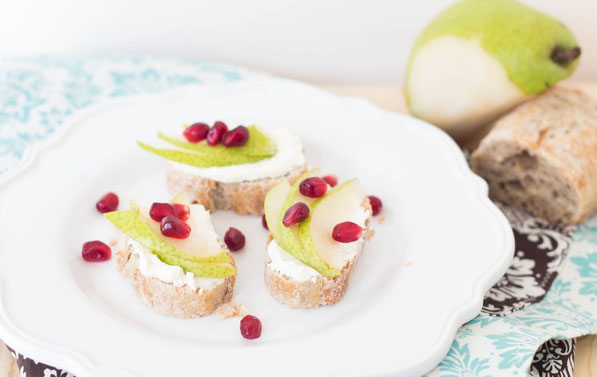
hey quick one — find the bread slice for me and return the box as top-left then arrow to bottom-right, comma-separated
470,87 -> 597,224
166,164 -> 307,215
264,199 -> 372,308
116,246 -> 236,318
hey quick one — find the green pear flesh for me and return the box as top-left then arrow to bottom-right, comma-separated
158,125 -> 276,158
154,251 -> 236,278
138,142 -> 263,167
264,179 -> 291,247
278,169 -> 340,277
298,179 -> 364,270
104,205 -> 233,268
405,0 -> 580,135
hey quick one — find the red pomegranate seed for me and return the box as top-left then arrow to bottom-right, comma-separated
322,175 -> 338,187
150,202 -> 177,222
160,216 -> 191,239
82,240 -> 112,262
96,192 -> 119,213
368,195 -> 383,216
332,221 -> 362,243
262,214 -> 269,230
222,126 -> 249,147
173,203 -> 190,222
224,227 -> 246,251
282,202 -> 310,227
240,315 -> 262,339
299,177 -> 328,198
207,121 -> 228,145
183,122 -> 210,143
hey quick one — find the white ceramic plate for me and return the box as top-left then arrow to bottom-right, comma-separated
0,78 -> 513,377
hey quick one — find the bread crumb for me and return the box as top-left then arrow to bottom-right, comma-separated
365,229 -> 376,240
216,302 -> 248,319
377,217 -> 386,224
109,238 -> 118,247
405,261 -> 413,267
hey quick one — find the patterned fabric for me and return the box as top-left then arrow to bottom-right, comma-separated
1,56 -> 596,377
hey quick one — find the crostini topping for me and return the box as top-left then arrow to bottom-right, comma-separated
82,240 -> 112,262
332,221 -> 363,243
172,203 -> 190,222
206,121 -> 228,145
222,125 -> 249,147
282,202 -> 310,227
367,195 -> 383,216
322,175 -> 338,187
183,122 -> 210,143
96,192 -> 119,213
149,202 -> 178,222
240,315 -> 262,339
261,214 -> 269,230
160,216 -> 191,239
224,227 -> 246,251
299,177 -> 328,198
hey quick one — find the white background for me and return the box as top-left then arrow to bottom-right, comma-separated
0,0 -> 594,83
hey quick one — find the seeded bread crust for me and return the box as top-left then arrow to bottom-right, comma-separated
166,164 -> 308,215
116,246 -> 236,318
470,87 -> 597,224
264,199 -> 372,309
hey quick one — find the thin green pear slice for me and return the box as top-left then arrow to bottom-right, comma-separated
158,125 -> 276,158
104,208 -> 231,264
138,142 -> 263,167
154,251 -> 236,278
298,178 -> 364,271
278,168 -> 340,277
264,179 -> 291,248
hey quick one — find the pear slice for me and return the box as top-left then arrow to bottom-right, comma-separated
169,191 -> 192,205
264,179 -> 291,247
138,142 -> 263,167
159,125 -> 276,158
277,169 -> 340,277
153,251 -> 236,278
104,205 -> 232,265
298,179 -> 365,270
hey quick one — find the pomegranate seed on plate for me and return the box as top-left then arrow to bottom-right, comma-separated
183,122 -> 210,143
332,221 -> 362,243
160,216 -> 191,239
282,202 -> 310,227
150,202 -> 178,222
225,227 -> 246,251
173,203 -> 190,222
299,177 -> 328,198
322,175 -> 338,187
240,315 -> 262,339
82,241 -> 112,262
207,121 -> 228,145
96,192 -> 119,213
367,195 -> 383,216
262,214 -> 268,230
222,126 -> 249,147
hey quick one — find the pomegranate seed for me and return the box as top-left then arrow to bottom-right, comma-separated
240,315 -> 262,339
322,175 -> 338,187
183,122 -> 210,143
282,202 -> 310,227
160,216 -> 191,239
207,121 -> 228,145
299,177 -> 328,198
96,192 -> 119,213
222,126 -> 249,147
225,227 -> 246,251
173,203 -> 190,222
82,240 -> 112,262
150,202 -> 177,222
262,214 -> 269,230
368,195 -> 383,216
332,221 -> 362,243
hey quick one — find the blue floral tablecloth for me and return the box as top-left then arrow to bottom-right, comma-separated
1,56 -> 596,377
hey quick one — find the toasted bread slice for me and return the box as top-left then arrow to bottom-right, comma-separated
166,164 -> 307,215
117,245 -> 236,318
264,200 -> 372,308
